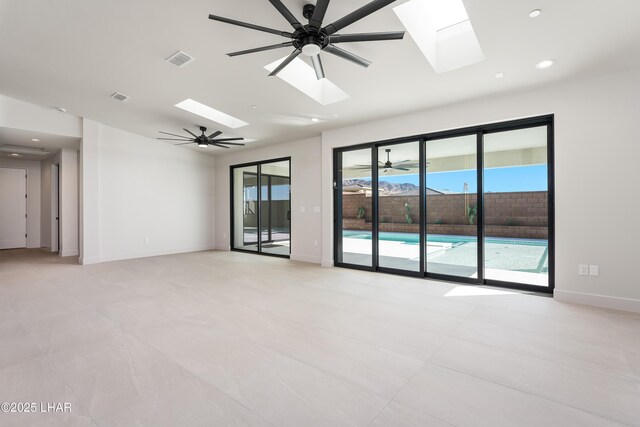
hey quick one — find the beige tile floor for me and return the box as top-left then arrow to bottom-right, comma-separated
0,248 -> 639,426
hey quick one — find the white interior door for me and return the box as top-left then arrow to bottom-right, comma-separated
0,168 -> 27,249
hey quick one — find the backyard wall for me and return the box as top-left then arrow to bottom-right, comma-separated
342,191 -> 548,239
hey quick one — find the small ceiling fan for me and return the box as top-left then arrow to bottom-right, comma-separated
208,0 -> 404,80
157,126 -> 245,149
351,148 -> 419,173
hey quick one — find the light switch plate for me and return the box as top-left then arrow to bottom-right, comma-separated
589,265 -> 599,276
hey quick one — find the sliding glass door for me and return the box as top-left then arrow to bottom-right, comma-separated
231,158 -> 291,257
377,142 -> 421,273
334,116 -> 554,292
483,126 -> 550,287
425,134 -> 479,280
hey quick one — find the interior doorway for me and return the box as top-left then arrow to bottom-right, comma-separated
51,163 -> 60,253
0,167 -> 27,250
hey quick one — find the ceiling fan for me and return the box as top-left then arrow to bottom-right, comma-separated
157,126 -> 245,148
208,0 -> 405,80
351,148 -> 419,173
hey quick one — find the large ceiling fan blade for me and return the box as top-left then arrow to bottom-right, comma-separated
393,167 -> 411,171
268,49 -> 302,76
268,0 -> 304,30
309,0 -> 330,29
322,0 -> 398,36
208,130 -> 223,139
158,131 -> 191,139
214,142 -> 245,146
324,44 -> 371,68
227,42 -> 293,57
330,31 -> 404,43
174,142 -> 196,146
210,143 -> 231,148
183,128 -> 198,138
311,54 -> 325,80
208,14 -> 293,38
213,138 -> 244,142
157,137 -> 194,141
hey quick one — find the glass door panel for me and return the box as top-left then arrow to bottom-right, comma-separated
233,166 -> 258,251
337,148 -> 373,267
425,135 -> 479,279
483,126 -> 549,287
260,160 -> 291,256
377,142 -> 421,272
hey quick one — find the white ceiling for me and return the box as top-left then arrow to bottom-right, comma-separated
1,0 -> 639,152
0,127 -> 81,160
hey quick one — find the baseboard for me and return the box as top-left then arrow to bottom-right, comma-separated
214,244 -> 230,251
99,245 -> 216,263
555,289 -> 640,313
321,259 -> 334,268
79,256 -> 101,265
60,249 -> 79,257
290,254 -> 321,264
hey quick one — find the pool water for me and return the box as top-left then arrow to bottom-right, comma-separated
341,230 -> 549,279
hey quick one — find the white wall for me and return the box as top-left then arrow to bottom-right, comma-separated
320,67 -> 640,311
0,94 -> 81,137
215,137 -> 322,264
80,120 -> 216,264
0,158 -> 41,248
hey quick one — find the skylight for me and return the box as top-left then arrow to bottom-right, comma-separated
264,57 -> 349,106
394,0 -> 484,73
174,99 -> 248,129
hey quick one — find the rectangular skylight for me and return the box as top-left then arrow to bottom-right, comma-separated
393,0 -> 484,73
264,57 -> 349,106
174,99 -> 248,129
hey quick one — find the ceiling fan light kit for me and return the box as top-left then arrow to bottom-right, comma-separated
209,0 -> 405,80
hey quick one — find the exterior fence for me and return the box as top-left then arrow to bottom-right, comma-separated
342,192 -> 548,239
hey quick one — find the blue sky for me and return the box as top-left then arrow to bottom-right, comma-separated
375,164 -> 548,193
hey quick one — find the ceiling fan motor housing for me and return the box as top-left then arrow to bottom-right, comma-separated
302,4 -> 315,19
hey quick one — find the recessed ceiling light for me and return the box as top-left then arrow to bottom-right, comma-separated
175,99 -> 248,129
535,59 -> 555,69
31,138 -> 40,142
250,105 -> 257,109
529,9 -> 541,18
310,117 -> 320,122
9,153 -> 21,157
495,72 -> 504,79
57,107 -> 66,113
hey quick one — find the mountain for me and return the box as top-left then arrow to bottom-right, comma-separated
343,179 -> 421,196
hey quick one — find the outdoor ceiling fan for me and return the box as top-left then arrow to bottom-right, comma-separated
208,0 -> 405,80
352,148 -> 419,173
157,126 -> 245,148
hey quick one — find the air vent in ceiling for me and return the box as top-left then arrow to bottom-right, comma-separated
111,92 -> 130,102
166,50 -> 195,68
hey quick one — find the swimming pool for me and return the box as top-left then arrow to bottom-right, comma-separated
341,230 -> 548,285
342,230 -> 547,247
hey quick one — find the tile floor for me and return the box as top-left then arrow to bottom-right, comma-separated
0,248 -> 639,426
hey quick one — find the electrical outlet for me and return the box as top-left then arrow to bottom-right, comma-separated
589,265 -> 599,276
144,236 -> 149,244
578,264 -> 589,276
300,206 -> 306,213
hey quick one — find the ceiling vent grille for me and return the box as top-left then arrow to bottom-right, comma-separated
166,50 -> 195,68
111,92 -> 129,102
